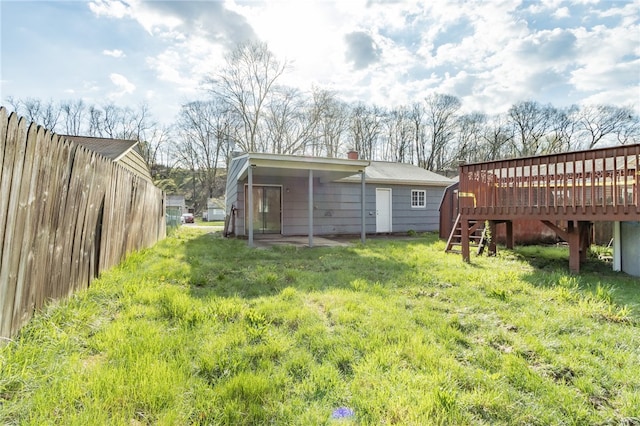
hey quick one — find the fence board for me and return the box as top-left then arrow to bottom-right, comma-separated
26,127 -> 52,320
0,107 -> 7,193
11,123 -> 42,335
0,112 -> 18,268
0,112 -> 19,337
0,115 -> 28,337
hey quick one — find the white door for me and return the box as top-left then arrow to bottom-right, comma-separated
376,188 -> 392,233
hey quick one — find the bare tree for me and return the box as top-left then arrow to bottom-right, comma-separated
87,105 -> 103,136
454,112 -> 486,165
264,86 -> 318,155
424,93 -> 461,171
479,114 -> 513,162
348,103 -> 384,160
409,102 -> 427,168
100,104 -> 122,138
310,88 -> 350,157
138,125 -> 170,175
381,106 -> 414,163
207,41 -> 288,153
60,99 -> 86,135
616,112 -> 640,145
579,104 -> 637,148
545,105 -> 580,153
7,97 -> 60,130
176,99 -> 232,210
507,100 -> 557,156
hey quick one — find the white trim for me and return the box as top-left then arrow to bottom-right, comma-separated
375,188 -> 393,233
244,184 -> 283,235
237,153 -> 369,180
112,140 -> 138,162
411,189 -> 427,208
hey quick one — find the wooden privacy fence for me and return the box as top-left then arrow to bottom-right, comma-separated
0,107 -> 166,339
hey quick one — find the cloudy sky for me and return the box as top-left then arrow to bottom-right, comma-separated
1,0 -> 639,125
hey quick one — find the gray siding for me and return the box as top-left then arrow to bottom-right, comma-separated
230,169 -> 447,236
225,156 -> 248,234
379,185 -> 444,233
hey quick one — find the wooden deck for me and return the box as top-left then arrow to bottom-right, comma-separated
455,144 -> 640,272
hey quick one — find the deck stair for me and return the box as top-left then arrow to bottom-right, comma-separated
445,214 -> 487,255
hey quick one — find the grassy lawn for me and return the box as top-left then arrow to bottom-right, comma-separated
194,219 -> 224,227
1,228 -> 639,425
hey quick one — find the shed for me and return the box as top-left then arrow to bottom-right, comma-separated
64,135 -> 152,182
225,152 -> 453,246
205,198 -> 225,221
165,194 -> 186,226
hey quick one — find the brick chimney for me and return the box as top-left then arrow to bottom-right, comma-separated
347,150 -> 359,160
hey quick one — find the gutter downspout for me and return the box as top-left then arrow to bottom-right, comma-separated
248,164 -> 254,247
308,169 -> 314,248
361,170 -> 366,243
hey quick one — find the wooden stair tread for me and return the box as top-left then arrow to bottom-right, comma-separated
445,213 -> 488,254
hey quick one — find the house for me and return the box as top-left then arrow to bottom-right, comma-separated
225,152 -> 453,246
205,198 -> 225,221
165,194 -> 186,225
64,135 -> 153,182
447,144 -> 639,275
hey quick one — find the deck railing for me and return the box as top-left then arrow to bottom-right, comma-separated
458,144 -> 640,221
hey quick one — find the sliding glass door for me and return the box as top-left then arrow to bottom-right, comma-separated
245,185 -> 282,234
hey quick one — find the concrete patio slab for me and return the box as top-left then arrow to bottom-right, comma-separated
252,235 -> 352,249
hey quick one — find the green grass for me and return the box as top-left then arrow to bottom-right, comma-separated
1,228 -> 639,425
195,219 -> 224,226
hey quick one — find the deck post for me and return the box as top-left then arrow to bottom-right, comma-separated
488,221 -> 497,256
505,221 -> 514,249
461,217 -> 470,263
579,221 -> 591,263
568,221 -> 580,273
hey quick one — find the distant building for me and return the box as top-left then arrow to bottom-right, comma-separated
205,198 -> 225,221
165,194 -> 186,226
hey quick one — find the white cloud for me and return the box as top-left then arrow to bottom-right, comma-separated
103,49 -> 125,58
88,0 -> 131,19
131,2 -> 183,35
553,7 -> 570,19
83,81 -> 101,92
109,73 -> 135,98
89,0 -> 182,35
569,22 -> 640,102
146,50 -> 192,87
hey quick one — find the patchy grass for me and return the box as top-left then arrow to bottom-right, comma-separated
194,219 -> 224,226
1,228 -> 639,425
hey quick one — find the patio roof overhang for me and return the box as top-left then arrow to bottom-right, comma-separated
236,153 -> 370,182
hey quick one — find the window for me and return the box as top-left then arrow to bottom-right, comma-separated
411,190 -> 426,208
